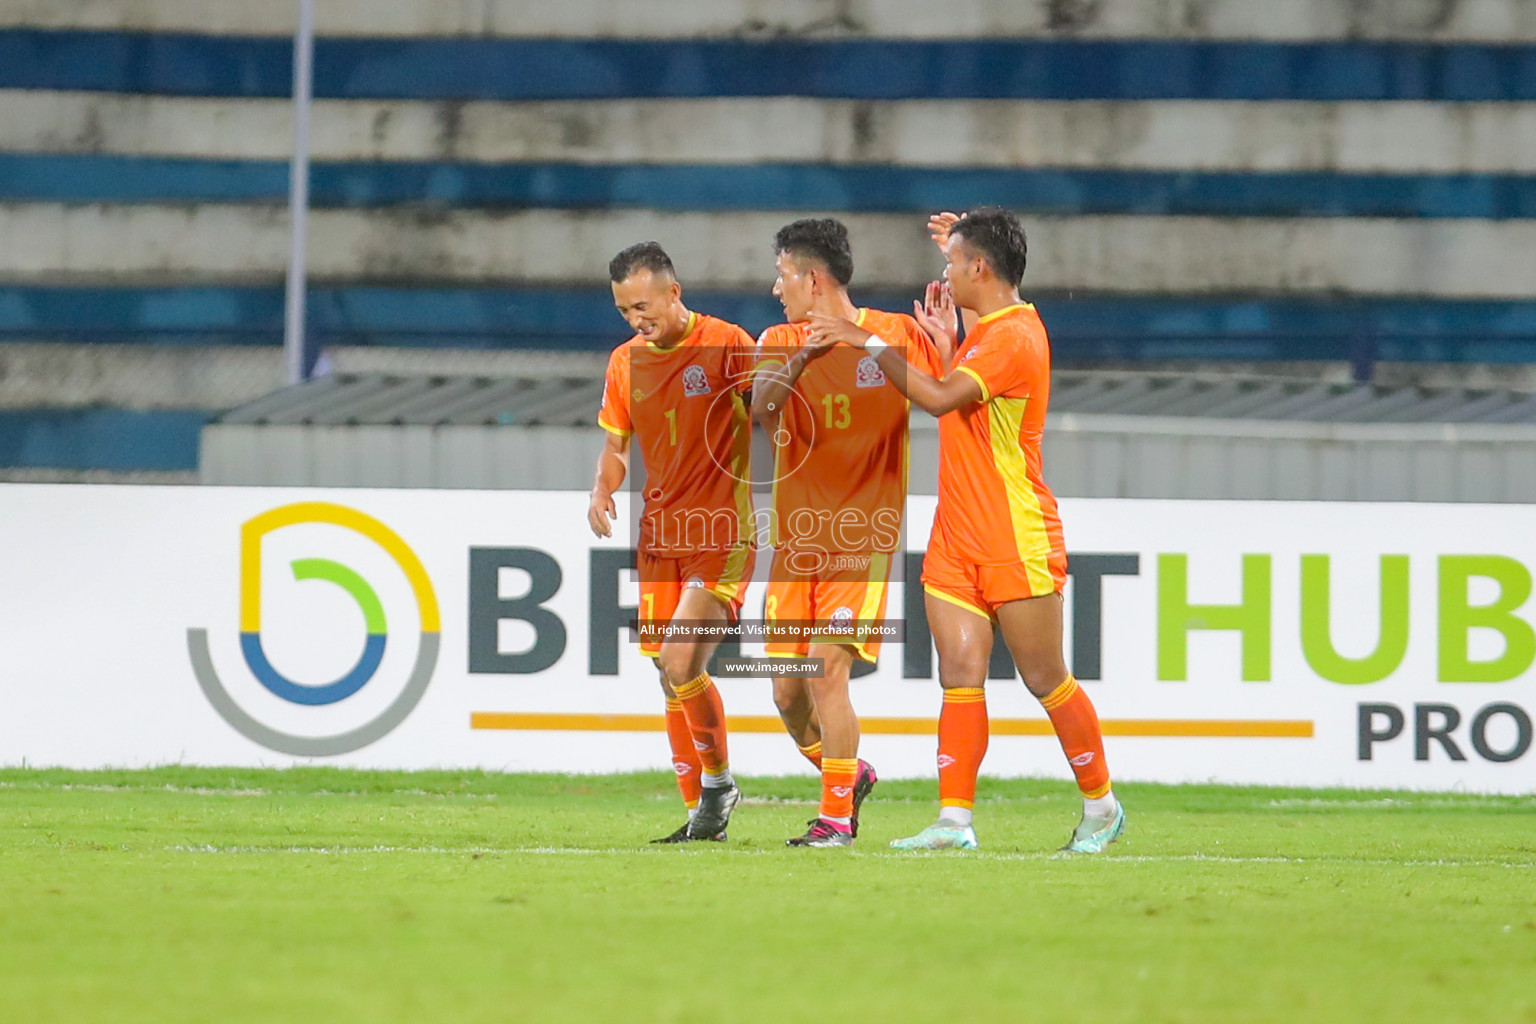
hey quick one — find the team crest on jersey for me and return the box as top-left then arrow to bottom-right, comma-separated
631,387 -> 645,402
855,355 -> 886,388
829,606 -> 855,632
682,365 -> 711,397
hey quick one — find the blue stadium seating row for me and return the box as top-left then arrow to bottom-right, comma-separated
0,408 -> 206,471
5,286 -> 1535,363
3,30 -> 1535,100
4,154 -> 1535,218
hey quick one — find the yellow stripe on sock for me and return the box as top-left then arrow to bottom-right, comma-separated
1083,781 -> 1113,800
1040,676 -> 1079,712
939,798 -> 975,810
943,687 -> 986,701
672,672 -> 714,701
798,741 -> 823,756
664,698 -> 683,712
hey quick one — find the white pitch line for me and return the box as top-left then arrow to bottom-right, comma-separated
966,852 -> 1536,869
170,844 -> 514,855
1263,797 -> 1536,810
11,779 -> 1528,812
0,782 -> 270,796
164,844 -> 1536,869
0,781 -> 505,800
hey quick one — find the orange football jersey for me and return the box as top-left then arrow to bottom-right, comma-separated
757,308 -> 940,553
936,303 -> 1065,588
598,313 -> 755,554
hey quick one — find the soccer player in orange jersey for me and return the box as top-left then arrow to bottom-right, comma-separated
806,208 -> 1125,854
752,218 -> 945,847
588,242 -> 756,843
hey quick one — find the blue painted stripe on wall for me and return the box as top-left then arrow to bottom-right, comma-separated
2,287 -> 1534,362
4,155 -> 1536,218
2,30 -> 1535,100
0,407 -> 206,470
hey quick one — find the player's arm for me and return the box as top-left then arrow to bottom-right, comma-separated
751,348 -> 810,431
751,328 -> 827,430
588,428 -> 629,538
592,349 -> 632,538
805,313 -> 982,417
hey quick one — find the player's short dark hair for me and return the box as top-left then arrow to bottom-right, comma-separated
609,241 -> 676,284
951,207 -> 1027,287
773,218 -> 854,286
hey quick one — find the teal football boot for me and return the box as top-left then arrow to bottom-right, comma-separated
889,823 -> 979,850
1060,802 -> 1126,855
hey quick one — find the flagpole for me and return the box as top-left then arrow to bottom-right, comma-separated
283,0 -> 315,384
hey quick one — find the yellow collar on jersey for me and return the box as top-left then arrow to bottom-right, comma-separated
976,302 -> 1033,325
644,310 -> 699,350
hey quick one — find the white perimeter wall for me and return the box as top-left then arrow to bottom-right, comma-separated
2,484 -> 1532,792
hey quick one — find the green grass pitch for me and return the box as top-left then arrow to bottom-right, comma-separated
2,767 -> 1533,1023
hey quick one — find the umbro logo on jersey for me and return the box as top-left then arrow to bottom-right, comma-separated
672,760 -> 692,776
855,354 -> 886,388
936,754 -> 956,768
682,364 -> 711,396
831,786 -> 853,798
1069,752 -> 1096,766
631,387 -> 645,402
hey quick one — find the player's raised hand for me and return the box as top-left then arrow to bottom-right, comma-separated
914,280 -> 958,357
588,490 -> 617,538
805,311 -> 872,350
800,335 -> 837,363
928,211 -> 961,252
799,330 -> 841,362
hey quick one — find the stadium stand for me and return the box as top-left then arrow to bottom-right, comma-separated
203,365 -> 1536,503
1,0 -> 1535,479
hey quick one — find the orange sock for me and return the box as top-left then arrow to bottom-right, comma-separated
673,672 -> 730,774
797,740 -> 823,768
1040,676 -> 1111,798
820,757 -> 859,822
937,687 -> 989,811
664,698 -> 703,810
